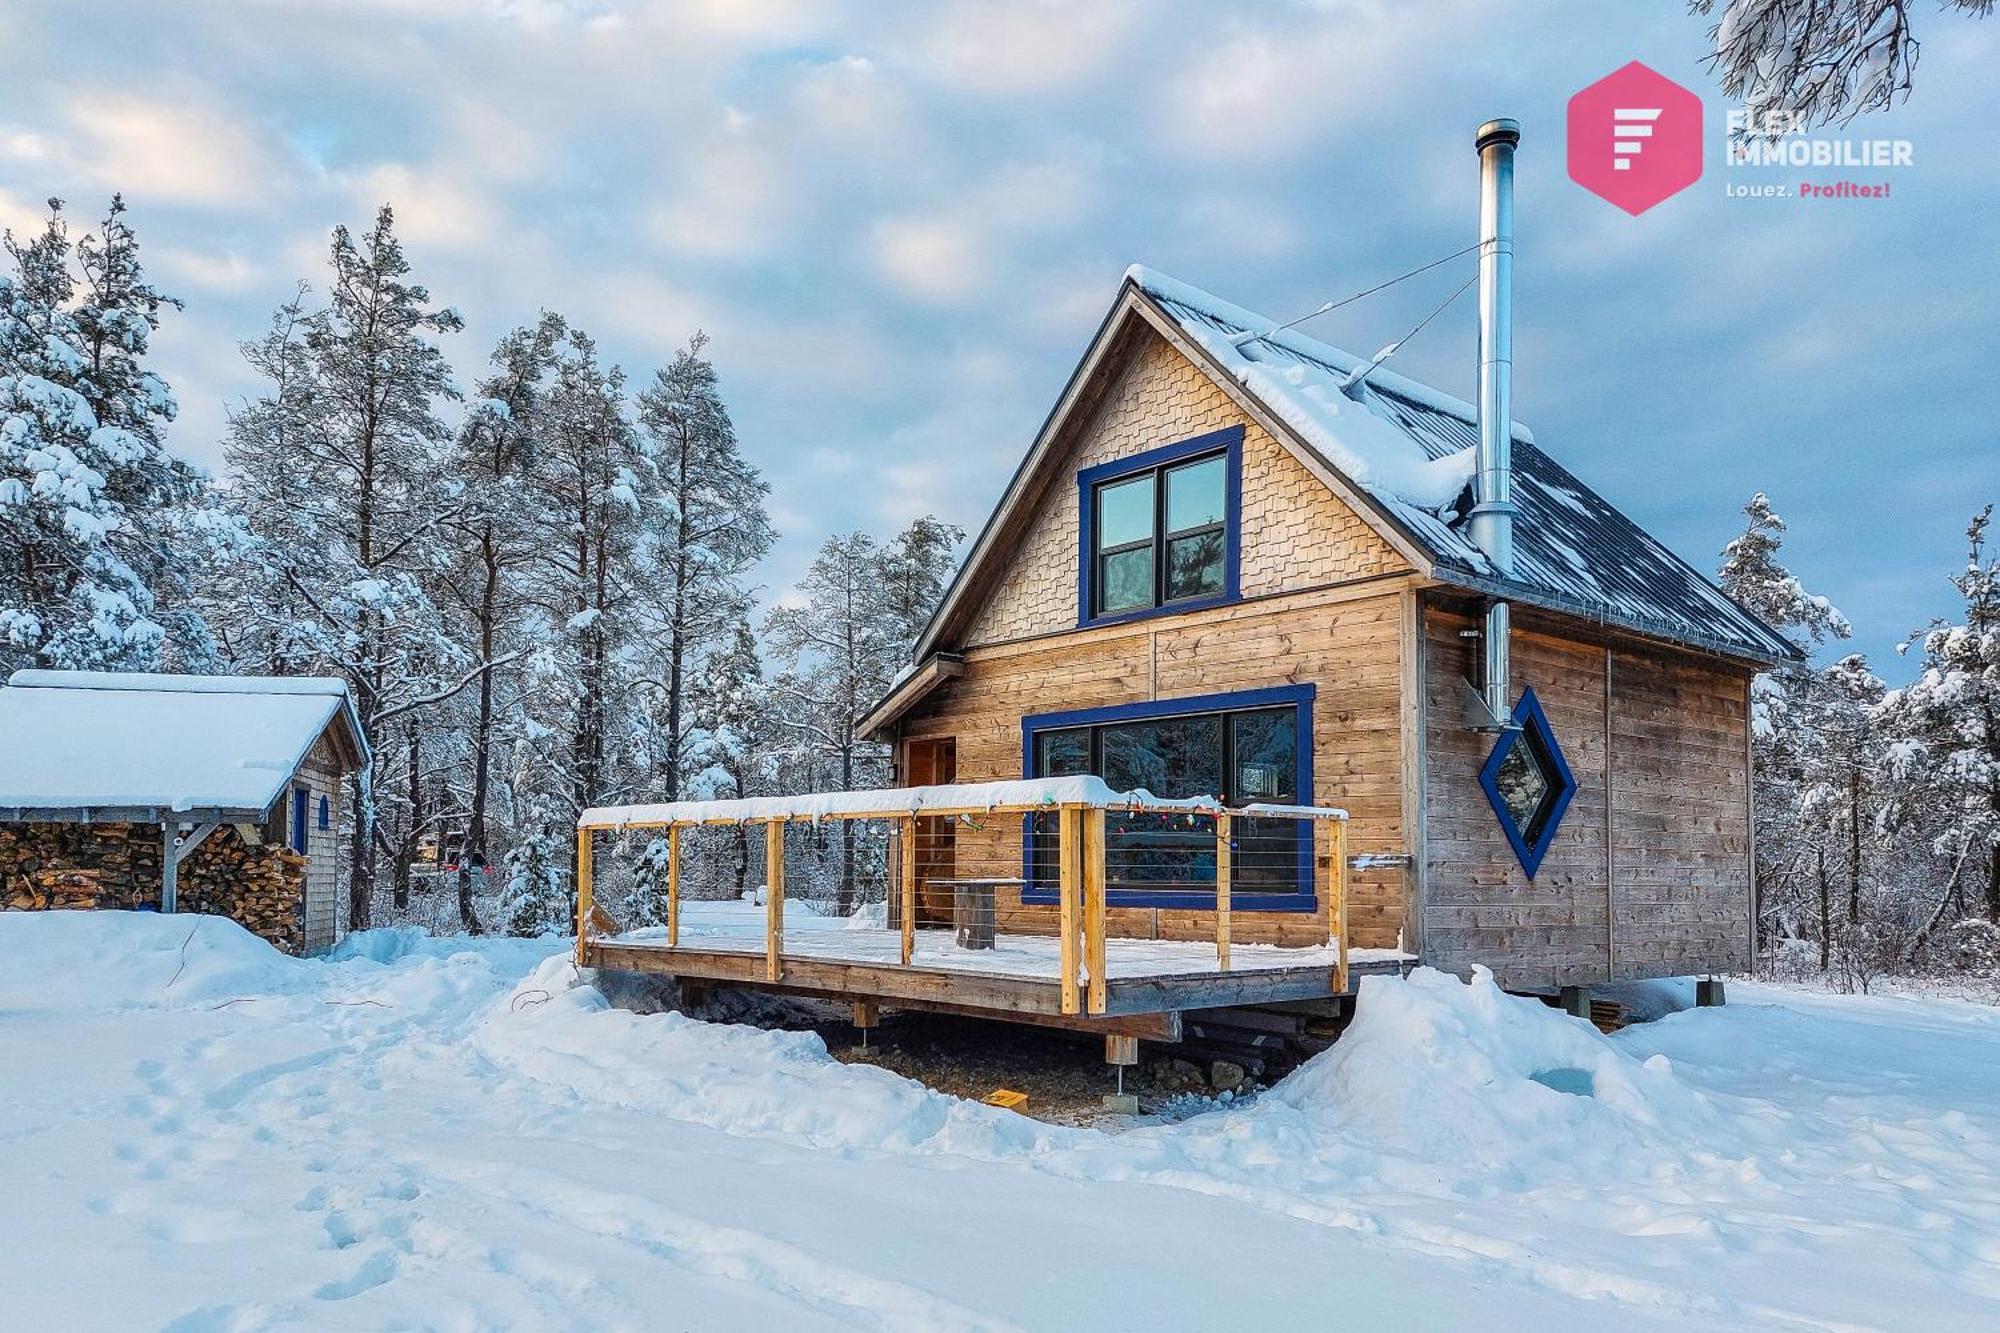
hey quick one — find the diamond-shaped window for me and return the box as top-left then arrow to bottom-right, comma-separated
1478,687 -> 1577,878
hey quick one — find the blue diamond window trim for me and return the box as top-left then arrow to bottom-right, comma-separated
1477,687 -> 1577,878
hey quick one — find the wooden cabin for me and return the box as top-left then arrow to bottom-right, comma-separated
857,259 -> 1795,993
0,671 -> 367,954
579,127 -> 1794,1066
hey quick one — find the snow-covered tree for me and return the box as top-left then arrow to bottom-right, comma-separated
1,197 -> 206,672
877,514 -> 964,650
1691,0 -> 1993,130
690,614 -> 773,897
634,332 -> 773,799
436,312 -> 566,931
500,816 -> 568,937
1719,492 -> 1856,957
517,327 -> 657,849
630,836 -> 675,929
221,206 -> 470,930
1879,505 -> 2000,925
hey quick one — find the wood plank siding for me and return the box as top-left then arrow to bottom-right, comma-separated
1421,601 -> 1754,986
900,328 -> 1420,950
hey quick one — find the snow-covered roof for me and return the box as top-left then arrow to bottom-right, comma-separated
581,775 -> 1347,830
1129,268 -> 1799,664
0,671 -> 365,819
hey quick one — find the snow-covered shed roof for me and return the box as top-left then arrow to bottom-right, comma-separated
906,267 -> 1797,677
0,671 -> 366,822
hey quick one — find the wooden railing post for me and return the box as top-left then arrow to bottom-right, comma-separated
899,816 -> 917,966
575,825 -> 593,968
1214,812 -> 1232,972
666,824 -> 680,949
1084,807 -> 1108,1015
765,819 -> 785,982
1329,817 -> 1350,994
1057,805 -> 1080,1015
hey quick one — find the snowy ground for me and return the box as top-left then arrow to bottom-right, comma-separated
4,913 -> 1998,1331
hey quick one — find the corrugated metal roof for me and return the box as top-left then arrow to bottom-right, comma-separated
1140,273 -> 1799,664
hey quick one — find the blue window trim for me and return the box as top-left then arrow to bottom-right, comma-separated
318,794 -> 331,831
290,786 -> 310,855
1076,425 -> 1243,629
1019,683 -> 1316,912
1478,687 -> 1578,878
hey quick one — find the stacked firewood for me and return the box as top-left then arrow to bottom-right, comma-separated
0,822 -> 307,954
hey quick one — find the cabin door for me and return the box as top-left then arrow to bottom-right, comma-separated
905,738 -> 957,928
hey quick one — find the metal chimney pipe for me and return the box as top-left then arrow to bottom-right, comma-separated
1470,117 -> 1519,576
1472,118 -> 1520,729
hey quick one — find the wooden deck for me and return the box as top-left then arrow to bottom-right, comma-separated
583,933 -> 1408,1036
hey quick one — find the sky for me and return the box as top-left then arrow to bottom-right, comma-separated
1,0 -> 1994,680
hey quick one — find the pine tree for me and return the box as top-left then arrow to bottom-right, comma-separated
690,615 -> 772,896
437,312 -> 566,932
1,197 -> 206,672
635,332 -> 773,800
1719,491 -> 1855,957
631,836 -> 675,929
878,515 -> 964,650
1880,505 -> 2000,924
500,815 -> 568,937
222,206 -> 468,931
519,327 -> 656,852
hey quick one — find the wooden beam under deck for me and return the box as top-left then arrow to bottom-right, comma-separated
583,940 -> 1405,1029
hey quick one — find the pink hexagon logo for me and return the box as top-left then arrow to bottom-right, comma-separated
1567,61 -> 1704,215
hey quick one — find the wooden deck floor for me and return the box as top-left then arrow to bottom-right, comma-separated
583,933 -> 1409,1036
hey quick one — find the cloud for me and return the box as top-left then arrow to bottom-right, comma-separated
868,214 -> 988,304
1155,7 -> 1419,161
347,164 -> 497,252
60,93 -> 283,207
910,0 -> 1137,95
153,247 -> 264,294
649,136 -> 795,262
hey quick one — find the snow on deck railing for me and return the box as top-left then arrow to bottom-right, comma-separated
577,775 -> 1348,830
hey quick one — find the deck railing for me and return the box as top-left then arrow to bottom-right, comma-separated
575,779 -> 1349,1016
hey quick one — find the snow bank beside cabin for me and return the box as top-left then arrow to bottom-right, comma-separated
0,910 -> 298,1012
1265,967 -> 1716,1176
476,953 -> 1061,1157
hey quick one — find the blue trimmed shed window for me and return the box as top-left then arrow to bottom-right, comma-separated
1479,688 -> 1577,877
1021,685 -> 1315,911
290,786 -> 310,854
1078,427 -> 1242,626
318,794 -> 331,831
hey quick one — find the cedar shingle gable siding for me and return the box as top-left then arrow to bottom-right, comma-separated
965,330 -> 1408,648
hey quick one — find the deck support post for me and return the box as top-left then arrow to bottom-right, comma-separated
1328,818 -> 1350,994
575,826 -> 593,968
1057,806 -> 1081,1016
1084,808 -> 1108,1016
764,820 -> 785,982
1104,1032 -> 1141,1112
1560,984 -> 1591,1019
852,999 -> 879,1051
666,825 -> 680,949
1696,977 -> 1726,1007
899,816 -> 916,967
1214,813 -> 1232,972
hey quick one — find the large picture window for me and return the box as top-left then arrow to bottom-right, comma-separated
1021,684 -> 1314,911
1077,427 -> 1241,626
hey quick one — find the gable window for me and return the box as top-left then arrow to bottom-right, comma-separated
1021,684 -> 1314,911
1078,427 -> 1242,626
1479,688 -> 1577,877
